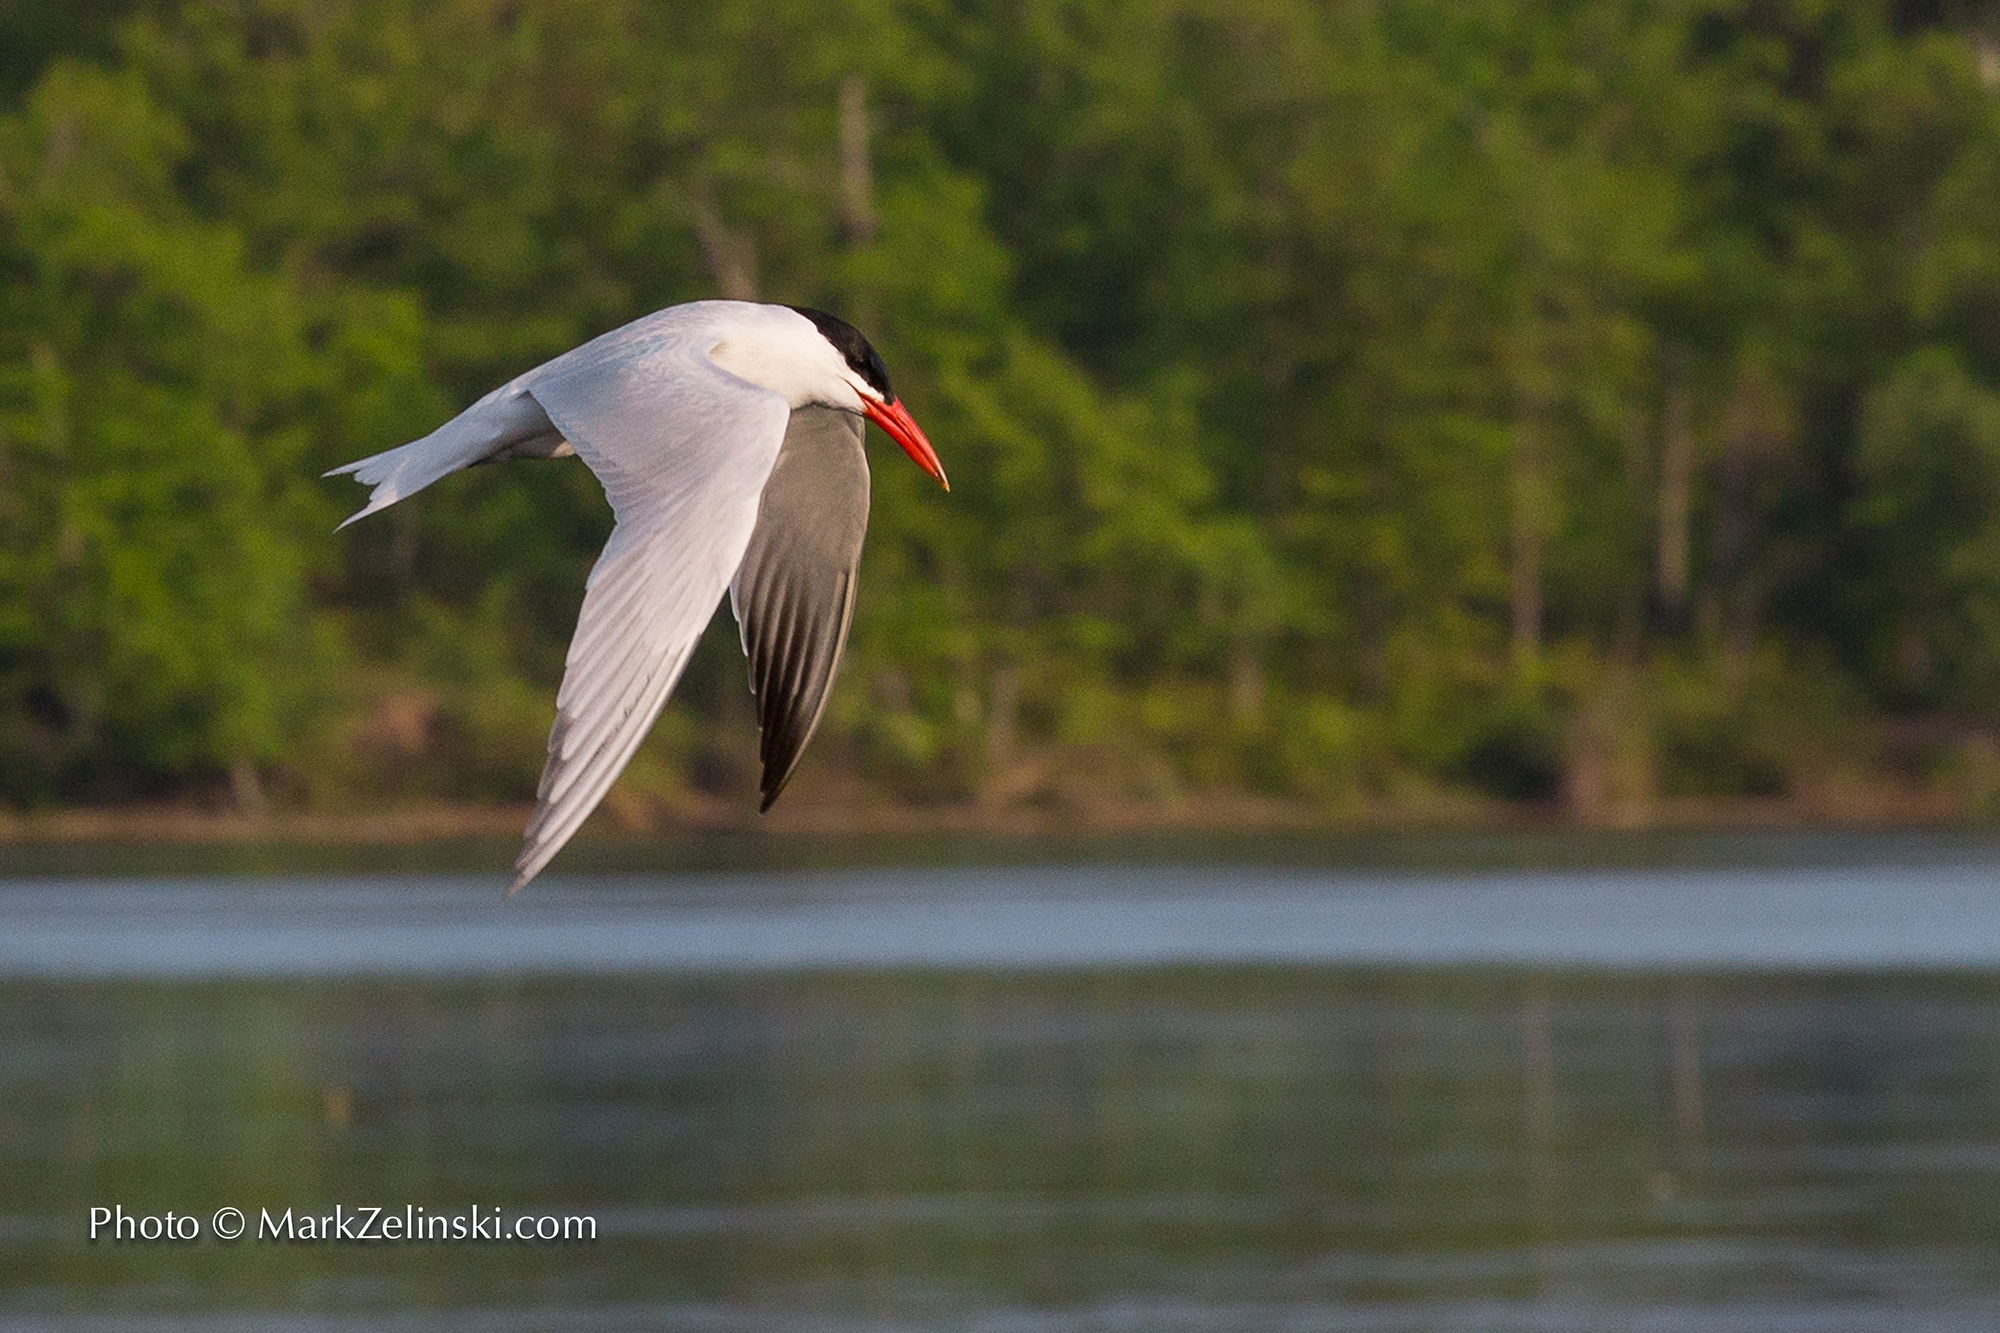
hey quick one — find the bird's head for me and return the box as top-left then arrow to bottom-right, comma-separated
785,306 -> 949,491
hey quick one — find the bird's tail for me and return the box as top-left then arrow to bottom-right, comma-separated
325,387 -> 564,530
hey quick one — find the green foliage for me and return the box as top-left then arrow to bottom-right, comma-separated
0,61 -> 337,800
1852,347 -> 2000,706
5,0 -> 2000,815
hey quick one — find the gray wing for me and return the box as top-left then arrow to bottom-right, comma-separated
506,348 -> 791,895
729,406 -> 871,811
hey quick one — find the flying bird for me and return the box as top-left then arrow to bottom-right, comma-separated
328,300 -> 948,894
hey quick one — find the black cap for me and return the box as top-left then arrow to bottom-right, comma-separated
787,306 -> 895,403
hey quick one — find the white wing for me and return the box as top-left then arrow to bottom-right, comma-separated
505,339 -> 791,894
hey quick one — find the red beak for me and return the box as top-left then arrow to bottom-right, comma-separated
863,398 -> 949,491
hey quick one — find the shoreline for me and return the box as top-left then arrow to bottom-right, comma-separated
0,782 -> 1975,850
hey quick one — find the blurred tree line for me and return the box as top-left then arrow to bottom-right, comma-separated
5,0 -> 2000,820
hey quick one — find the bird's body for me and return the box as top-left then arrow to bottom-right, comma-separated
328,300 -> 946,893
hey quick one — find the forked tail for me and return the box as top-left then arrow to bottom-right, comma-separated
326,387 -> 568,528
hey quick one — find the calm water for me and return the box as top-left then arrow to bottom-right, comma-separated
5,833 -> 2000,1329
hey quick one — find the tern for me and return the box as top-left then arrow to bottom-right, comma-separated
329,300 -> 948,893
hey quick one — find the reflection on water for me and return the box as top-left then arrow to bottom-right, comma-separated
4,835 -> 2000,1329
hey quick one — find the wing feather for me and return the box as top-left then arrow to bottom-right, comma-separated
505,346 -> 791,895
729,406 -> 871,812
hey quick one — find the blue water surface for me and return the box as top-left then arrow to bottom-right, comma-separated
0,853 -> 1996,977
4,832 -> 2000,1331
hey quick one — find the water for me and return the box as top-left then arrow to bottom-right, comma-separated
5,833 -> 2000,1329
